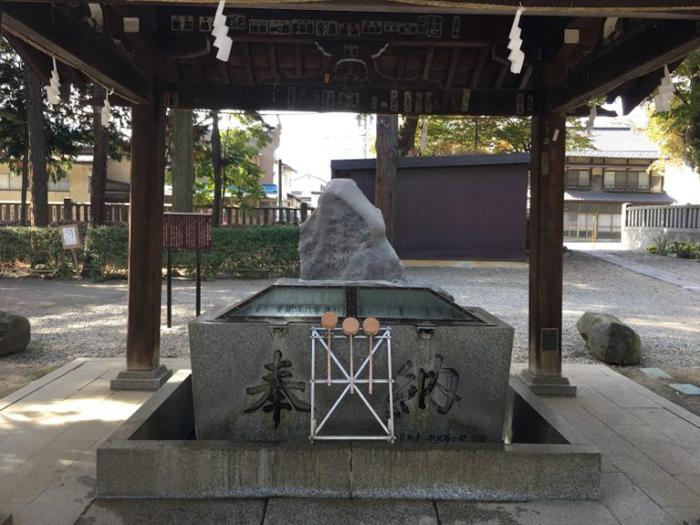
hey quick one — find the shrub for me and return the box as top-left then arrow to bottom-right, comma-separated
0,227 -> 74,276
84,225 -> 129,277
0,224 -> 300,279
648,235 -> 700,260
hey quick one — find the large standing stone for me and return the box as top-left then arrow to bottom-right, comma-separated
0,312 -> 30,356
576,312 -> 640,365
299,179 -> 404,281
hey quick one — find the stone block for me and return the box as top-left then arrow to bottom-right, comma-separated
76,499 -> 265,524
263,498 -> 437,525
299,178 -> 404,281
0,311 -> 30,356
189,303 -> 514,443
576,312 -> 641,366
111,365 -> 173,391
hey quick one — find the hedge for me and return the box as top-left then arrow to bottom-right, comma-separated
0,225 -> 300,279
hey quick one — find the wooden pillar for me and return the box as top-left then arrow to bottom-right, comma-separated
111,95 -> 172,390
521,111 -> 576,396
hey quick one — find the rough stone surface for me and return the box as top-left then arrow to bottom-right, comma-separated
97,374 -> 601,501
0,312 -> 30,356
0,513 -> 11,525
299,178 -> 404,281
189,301 -> 514,443
577,312 -> 641,366
263,498 -> 437,525
75,499 -> 265,525
576,312 -> 619,342
110,364 -> 173,391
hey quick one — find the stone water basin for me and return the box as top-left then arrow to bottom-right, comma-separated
188,280 -> 514,443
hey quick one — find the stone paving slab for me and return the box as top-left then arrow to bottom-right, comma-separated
640,367 -> 673,379
669,383 -> 700,395
75,499 -> 265,524
600,472 -> 677,525
5,361 -> 700,524
588,251 -> 700,292
263,498 -> 437,525
437,501 -> 619,524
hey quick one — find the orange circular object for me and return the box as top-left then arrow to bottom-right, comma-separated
362,317 -> 380,336
342,317 -> 360,336
321,311 -> 338,330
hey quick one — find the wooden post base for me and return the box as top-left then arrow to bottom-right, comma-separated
111,365 -> 173,391
519,369 -> 577,397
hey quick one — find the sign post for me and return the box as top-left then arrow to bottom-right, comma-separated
163,213 -> 213,327
58,224 -> 82,274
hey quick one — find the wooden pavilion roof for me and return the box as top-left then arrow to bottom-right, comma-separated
2,1 -> 700,116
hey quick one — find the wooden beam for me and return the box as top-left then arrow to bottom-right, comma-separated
524,109 -> 576,395
165,83 -> 537,116
126,96 -> 166,371
470,45 -> 490,89
546,20 -> 700,113
2,3 -> 150,104
422,47 -> 435,81
444,48 -> 462,89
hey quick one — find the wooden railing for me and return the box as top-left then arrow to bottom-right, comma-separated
0,199 -> 311,226
624,204 -> 700,230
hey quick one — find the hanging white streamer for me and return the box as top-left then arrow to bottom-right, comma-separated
654,66 -> 674,112
45,57 -> 61,106
211,0 -> 232,62
508,7 -> 525,74
100,89 -> 111,127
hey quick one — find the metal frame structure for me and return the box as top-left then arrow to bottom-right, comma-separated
309,327 -> 395,442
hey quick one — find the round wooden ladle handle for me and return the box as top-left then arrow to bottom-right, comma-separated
321,311 -> 338,386
363,317 -> 380,394
342,317 -> 360,394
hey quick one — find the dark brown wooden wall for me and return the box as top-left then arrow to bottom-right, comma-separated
332,156 -> 528,260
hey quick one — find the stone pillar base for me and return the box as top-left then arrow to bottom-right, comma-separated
111,365 -> 173,391
520,369 -> 577,397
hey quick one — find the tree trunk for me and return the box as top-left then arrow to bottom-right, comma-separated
91,84 -> 108,224
24,67 -> 49,226
171,109 -> 194,212
375,114 -> 399,242
398,116 -> 419,157
20,125 -> 29,226
211,110 -> 223,226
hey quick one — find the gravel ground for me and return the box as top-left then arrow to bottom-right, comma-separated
0,251 -> 698,369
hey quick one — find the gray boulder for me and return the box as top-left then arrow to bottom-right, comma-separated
0,311 -> 30,356
299,179 -> 404,281
576,312 -> 640,365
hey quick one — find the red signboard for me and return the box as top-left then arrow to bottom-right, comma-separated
163,213 -> 213,250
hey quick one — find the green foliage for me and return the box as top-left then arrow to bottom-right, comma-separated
193,112 -> 273,207
170,225 -> 300,278
84,225 -> 130,275
418,116 -> 592,155
0,38 -> 131,182
0,225 -> 300,279
648,234 -> 700,259
0,227 -> 74,276
648,51 -> 700,167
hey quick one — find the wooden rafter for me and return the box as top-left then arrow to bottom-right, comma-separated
165,83 -> 536,116
1,4 -> 150,103
547,19 -> 700,112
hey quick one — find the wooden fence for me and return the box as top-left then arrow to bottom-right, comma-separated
624,204 -> 700,230
0,199 -> 310,226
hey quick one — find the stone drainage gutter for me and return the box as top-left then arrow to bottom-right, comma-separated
97,370 -> 600,501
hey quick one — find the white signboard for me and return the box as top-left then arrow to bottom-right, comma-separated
59,224 -> 81,250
